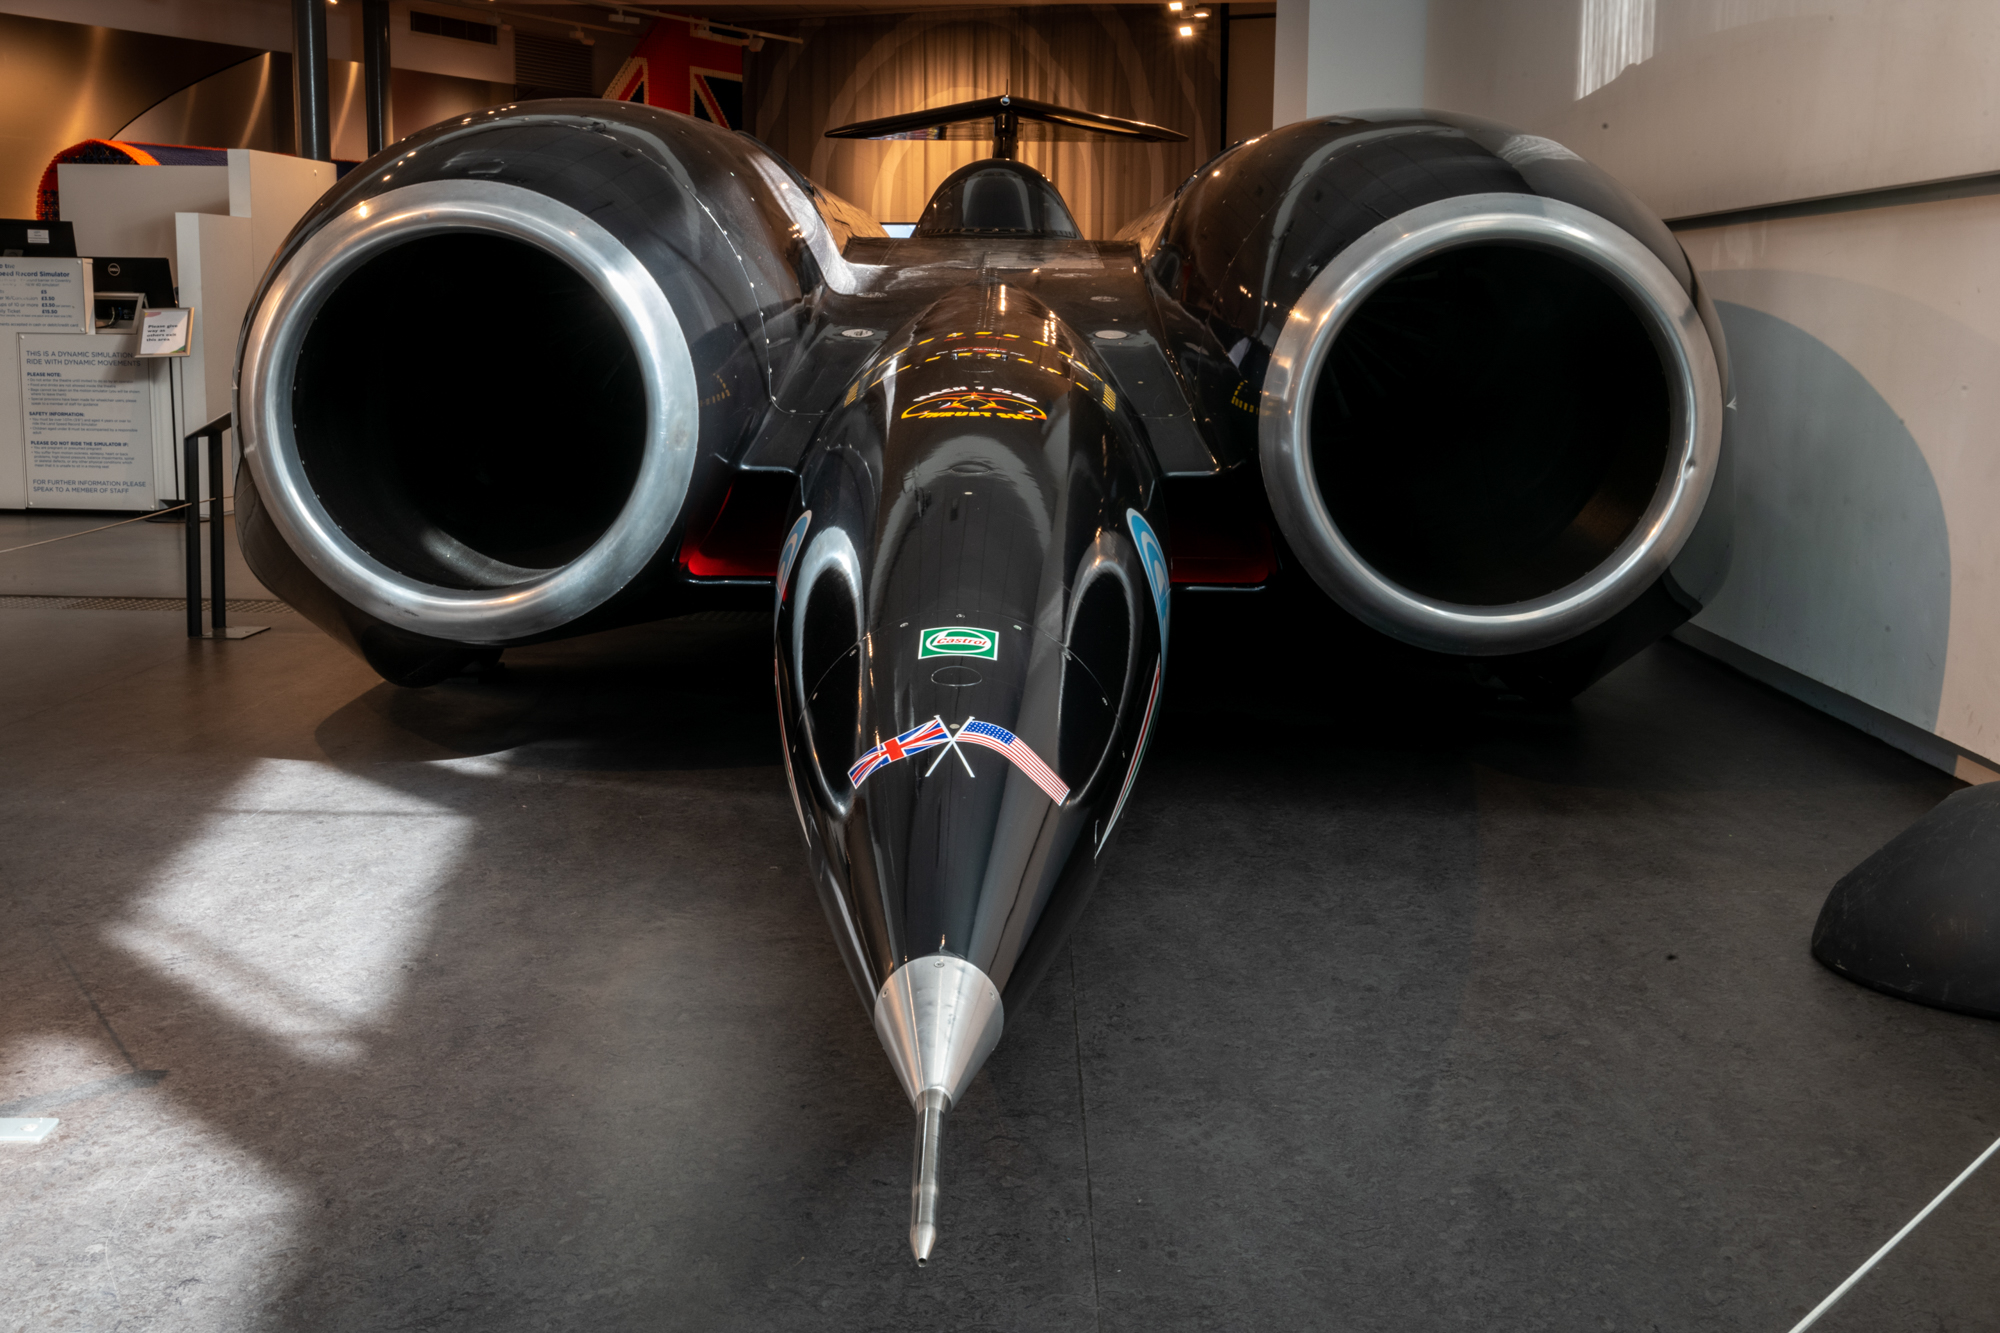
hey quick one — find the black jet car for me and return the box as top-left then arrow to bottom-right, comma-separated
233,95 -> 1729,1263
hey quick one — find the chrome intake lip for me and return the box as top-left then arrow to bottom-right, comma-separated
1258,191 -> 1723,656
237,179 -> 700,643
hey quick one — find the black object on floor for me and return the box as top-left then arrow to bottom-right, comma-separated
1813,780 -> 2000,1018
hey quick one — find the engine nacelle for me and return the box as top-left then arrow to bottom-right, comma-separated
1143,112 -> 1732,688
236,101 -> 846,684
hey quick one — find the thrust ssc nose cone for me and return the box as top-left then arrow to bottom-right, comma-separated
873,954 -> 1004,1264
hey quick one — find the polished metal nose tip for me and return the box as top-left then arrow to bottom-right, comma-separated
875,954 -> 1002,1264
909,1087 -> 948,1265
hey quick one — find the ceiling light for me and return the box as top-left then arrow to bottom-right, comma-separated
1178,23 -> 1194,36
1168,2 -> 1183,10
610,8 -> 641,22
1192,8 -> 1210,15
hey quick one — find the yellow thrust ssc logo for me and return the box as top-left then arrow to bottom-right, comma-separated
900,390 -> 1046,422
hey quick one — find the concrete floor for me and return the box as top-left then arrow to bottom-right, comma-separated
1,589 -> 1997,1331
0,509 -> 274,599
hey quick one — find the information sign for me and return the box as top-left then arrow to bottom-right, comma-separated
19,333 -> 158,507
136,307 -> 193,357
0,257 -> 89,332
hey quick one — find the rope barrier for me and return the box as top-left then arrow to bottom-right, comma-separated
0,502 -> 197,557
1783,1130 -> 2000,1332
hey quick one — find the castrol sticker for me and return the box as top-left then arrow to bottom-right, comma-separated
918,626 -> 999,660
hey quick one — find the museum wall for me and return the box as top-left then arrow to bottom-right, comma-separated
1424,0 -> 2000,775
0,1 -> 623,217
1426,0 -> 2000,219
1224,5 -> 1276,142
114,54 -> 518,166
1274,0 -> 1427,123
746,5 -> 1222,237
0,11 -> 260,217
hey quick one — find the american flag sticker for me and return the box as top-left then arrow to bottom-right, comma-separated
846,715 -> 1068,806
953,719 -> 1069,805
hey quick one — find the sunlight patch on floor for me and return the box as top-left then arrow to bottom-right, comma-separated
0,1079 -> 305,1333
106,759 -> 471,1063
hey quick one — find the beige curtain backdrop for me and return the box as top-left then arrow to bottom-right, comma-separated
748,6 -> 1221,239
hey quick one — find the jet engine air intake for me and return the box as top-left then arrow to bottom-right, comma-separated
239,177 -> 702,644
1259,193 -> 1722,656
295,233 -> 647,585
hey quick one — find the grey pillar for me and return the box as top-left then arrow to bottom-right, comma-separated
293,0 -> 332,161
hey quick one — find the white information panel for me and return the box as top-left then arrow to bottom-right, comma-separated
137,306 -> 192,357
0,258 -> 89,332
19,333 -> 162,509
0,258 -> 92,505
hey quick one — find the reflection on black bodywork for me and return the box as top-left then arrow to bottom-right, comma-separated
776,281 -> 1166,1009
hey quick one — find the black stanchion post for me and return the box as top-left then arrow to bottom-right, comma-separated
182,413 -> 266,642
180,413 -> 261,641
183,428 -> 202,638
293,0 -> 332,162
363,0 -> 392,156
208,425 -> 228,635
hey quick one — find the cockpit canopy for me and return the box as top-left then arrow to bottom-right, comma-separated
913,160 -> 1081,240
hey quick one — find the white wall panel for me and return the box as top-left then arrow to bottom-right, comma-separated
1276,0 -> 1428,126
1680,198 -> 2000,762
1428,0 -> 2000,219
227,150 -> 338,289
57,164 -> 230,272
173,210 -> 254,464
394,2 -> 516,85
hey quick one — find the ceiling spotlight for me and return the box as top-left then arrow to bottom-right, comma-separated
1192,8 -> 1210,14
609,8 -> 641,22
1168,2 -> 1183,11
1178,23 -> 1194,36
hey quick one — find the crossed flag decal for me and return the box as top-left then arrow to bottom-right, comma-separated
848,715 -> 1070,806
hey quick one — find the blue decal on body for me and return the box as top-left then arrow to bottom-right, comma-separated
776,510 -> 812,609
1126,508 -> 1169,648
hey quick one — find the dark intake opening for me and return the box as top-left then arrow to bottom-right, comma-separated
1059,573 -> 1130,788
800,569 -> 862,793
291,232 -> 647,588
1309,244 -> 1671,606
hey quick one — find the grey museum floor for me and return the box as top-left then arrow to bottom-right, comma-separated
2,515 -> 1997,1331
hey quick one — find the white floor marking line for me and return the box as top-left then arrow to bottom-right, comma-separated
1784,1130 -> 2000,1333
